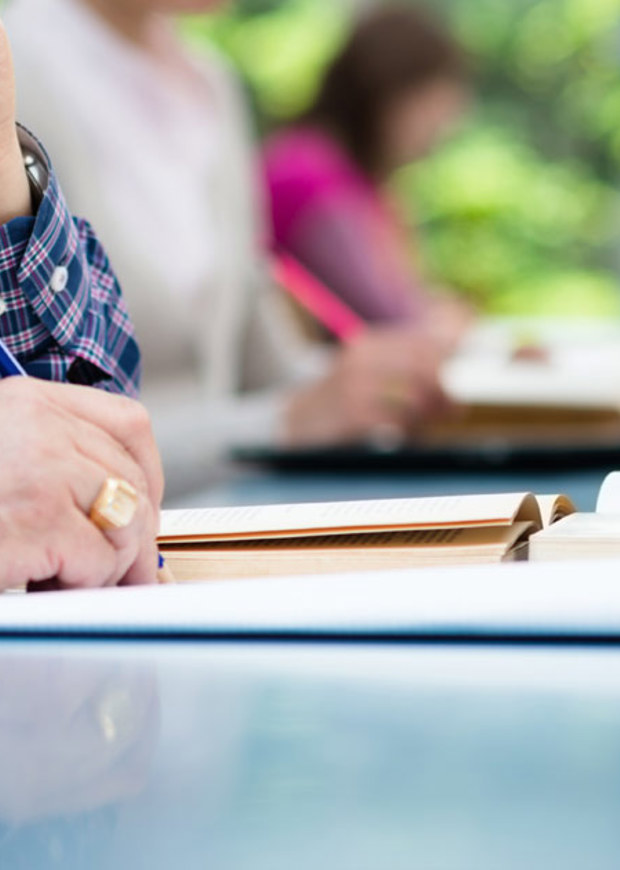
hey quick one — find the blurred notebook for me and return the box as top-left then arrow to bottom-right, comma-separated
158,490 -> 575,582
434,321 -> 620,449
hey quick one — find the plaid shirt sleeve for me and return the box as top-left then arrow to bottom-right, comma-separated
0,127 -> 140,396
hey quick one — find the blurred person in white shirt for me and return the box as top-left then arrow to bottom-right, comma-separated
5,0 -> 452,497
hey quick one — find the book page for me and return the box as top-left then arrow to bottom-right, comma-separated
163,523 -> 532,553
532,513 -> 620,541
159,493 -> 541,543
535,494 -> 577,528
529,513 -> 620,562
596,472 -> 620,514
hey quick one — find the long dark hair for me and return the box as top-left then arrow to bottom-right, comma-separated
304,4 -> 466,176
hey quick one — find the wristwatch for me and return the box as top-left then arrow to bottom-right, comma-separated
21,144 -> 47,212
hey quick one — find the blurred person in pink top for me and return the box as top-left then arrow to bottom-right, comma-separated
264,5 -> 471,340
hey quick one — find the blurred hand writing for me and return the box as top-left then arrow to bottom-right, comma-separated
284,325 -> 452,446
0,378 -> 164,591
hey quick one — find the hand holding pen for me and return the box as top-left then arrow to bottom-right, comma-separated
0,21 -> 172,589
274,254 -> 454,448
0,356 -> 173,591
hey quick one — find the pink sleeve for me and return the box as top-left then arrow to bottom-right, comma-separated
264,129 -> 354,248
264,129 -> 429,325
288,191 -> 428,324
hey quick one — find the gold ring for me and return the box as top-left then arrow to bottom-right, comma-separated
382,380 -> 411,408
89,477 -> 139,531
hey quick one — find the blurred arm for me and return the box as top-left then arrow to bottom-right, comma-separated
284,188 -> 430,325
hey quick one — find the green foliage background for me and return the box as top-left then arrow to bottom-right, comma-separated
182,0 -> 620,317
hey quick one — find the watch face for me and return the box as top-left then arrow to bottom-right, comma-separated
22,147 -> 47,208
23,149 -> 46,186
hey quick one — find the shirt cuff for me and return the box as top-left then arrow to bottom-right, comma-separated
15,128 -> 100,354
0,127 -> 114,382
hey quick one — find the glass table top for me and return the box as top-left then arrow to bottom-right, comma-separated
1,639 -> 620,869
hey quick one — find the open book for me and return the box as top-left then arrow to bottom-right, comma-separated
530,471 -> 620,561
158,491 -> 576,582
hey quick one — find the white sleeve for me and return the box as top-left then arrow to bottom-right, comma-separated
145,278 -> 330,500
142,379 -> 287,500
240,265 -> 329,392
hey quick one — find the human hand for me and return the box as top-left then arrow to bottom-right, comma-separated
0,378 -> 164,591
425,292 -> 476,355
0,18 -> 32,223
284,325 -> 452,447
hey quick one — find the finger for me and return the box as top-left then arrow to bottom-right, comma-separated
108,498 -> 160,587
119,529 -> 160,587
353,333 -> 445,380
49,502 -> 158,590
18,511 -> 120,590
371,376 -> 444,428
69,419 -> 152,508
30,382 -> 164,511
25,433 -> 157,588
62,453 -> 157,585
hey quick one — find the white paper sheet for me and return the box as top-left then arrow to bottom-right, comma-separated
2,559 -> 620,638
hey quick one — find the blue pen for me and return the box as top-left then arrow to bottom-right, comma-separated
0,338 -> 27,377
0,338 -> 174,583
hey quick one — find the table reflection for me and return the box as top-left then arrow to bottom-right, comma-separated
1,644 -> 620,869
0,653 -> 159,868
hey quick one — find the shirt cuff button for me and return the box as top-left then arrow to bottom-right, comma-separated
50,265 -> 69,294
